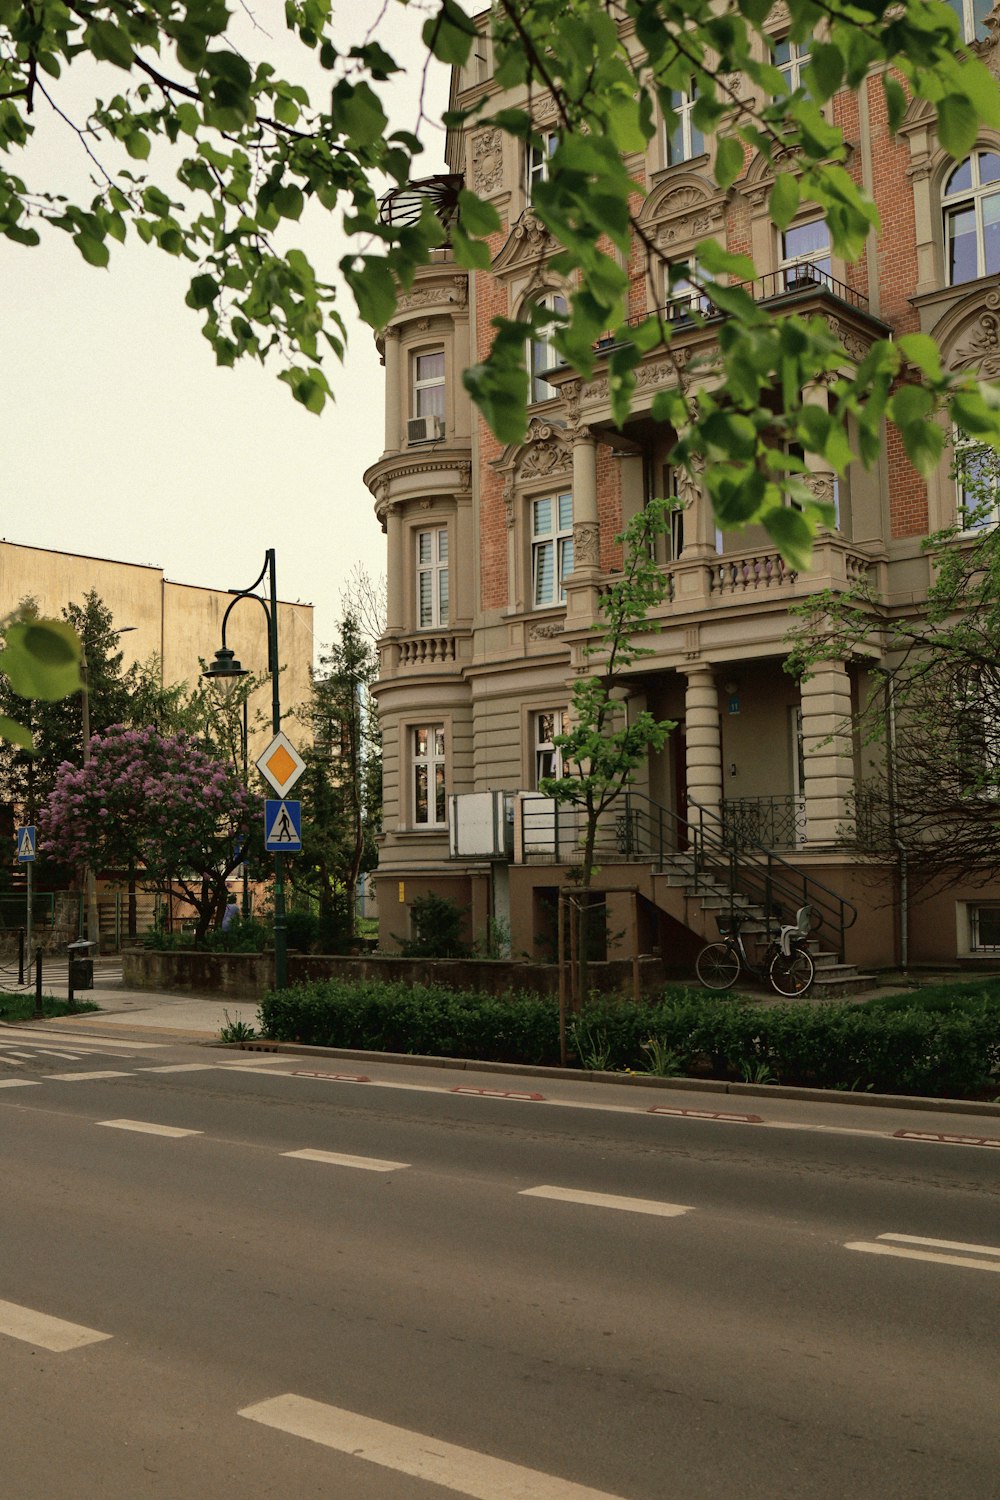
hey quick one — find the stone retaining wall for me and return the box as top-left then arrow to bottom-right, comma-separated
122,948 -> 666,1001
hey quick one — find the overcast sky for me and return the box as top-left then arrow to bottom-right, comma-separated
1,2 -> 451,661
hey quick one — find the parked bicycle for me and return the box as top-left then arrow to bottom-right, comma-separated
695,905 -> 816,997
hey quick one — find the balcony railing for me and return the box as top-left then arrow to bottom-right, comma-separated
722,795 -> 806,850
593,263 -> 870,350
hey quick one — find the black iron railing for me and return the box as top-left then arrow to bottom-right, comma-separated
722,795 -> 806,850
518,788 -> 857,959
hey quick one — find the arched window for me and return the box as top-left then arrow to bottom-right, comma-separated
943,151 -> 1000,285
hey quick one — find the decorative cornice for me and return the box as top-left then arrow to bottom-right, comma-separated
948,290 -> 1000,378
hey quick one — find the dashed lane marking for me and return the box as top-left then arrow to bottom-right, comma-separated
282,1148 -> 410,1173
238,1394 -> 632,1500
97,1119 -> 203,1139
520,1185 -> 693,1218
0,1079 -> 39,1089
43,1071 -> 131,1083
845,1232 -> 1000,1273
0,1298 -> 112,1352
135,1064 -> 218,1074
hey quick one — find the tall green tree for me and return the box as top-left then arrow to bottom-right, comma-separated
540,499 -> 676,989
1,2 -> 998,556
292,613 -> 380,945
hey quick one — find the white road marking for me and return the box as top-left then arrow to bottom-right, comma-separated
845,1233 -> 1000,1273
3,1053 -> 34,1061
43,1071 -> 130,1082
0,1057 -> 26,1066
136,1064 -> 217,1074
97,1119 -> 203,1138
0,1298 -> 112,1352
34,1050 -> 83,1060
282,1148 -> 409,1173
0,1079 -> 39,1089
239,1394 -> 631,1500
520,1185 -> 693,1218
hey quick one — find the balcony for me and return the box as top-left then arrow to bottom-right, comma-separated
378,174 -> 464,243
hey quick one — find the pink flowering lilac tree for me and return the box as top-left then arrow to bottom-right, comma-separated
41,726 -> 259,940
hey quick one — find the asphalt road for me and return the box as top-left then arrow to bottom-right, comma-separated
0,1028 -> 997,1499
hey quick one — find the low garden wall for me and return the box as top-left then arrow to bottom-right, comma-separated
122,948 -> 667,1001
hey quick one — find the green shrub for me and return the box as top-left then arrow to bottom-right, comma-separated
256,980 -> 1000,1098
398,894 -> 469,958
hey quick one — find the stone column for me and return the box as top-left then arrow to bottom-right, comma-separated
802,382 -> 839,530
386,502 -> 405,634
800,663 -> 854,845
383,326 -> 402,454
681,666 -> 723,824
571,427 -> 600,574
678,460 -> 717,559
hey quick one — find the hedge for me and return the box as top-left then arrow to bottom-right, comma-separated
256,979 -> 1000,1099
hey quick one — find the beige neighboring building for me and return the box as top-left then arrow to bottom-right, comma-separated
365,10 -> 1000,974
0,540 -> 314,754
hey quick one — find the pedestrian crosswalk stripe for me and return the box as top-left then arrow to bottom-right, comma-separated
0,1298 -> 111,1352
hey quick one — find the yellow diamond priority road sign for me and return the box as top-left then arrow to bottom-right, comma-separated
256,731 -> 306,796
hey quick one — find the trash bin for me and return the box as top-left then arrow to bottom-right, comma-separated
67,939 -> 95,991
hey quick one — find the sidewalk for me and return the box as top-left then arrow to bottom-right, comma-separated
17,959 -> 253,1041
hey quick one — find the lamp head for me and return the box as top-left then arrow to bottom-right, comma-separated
202,646 -> 249,698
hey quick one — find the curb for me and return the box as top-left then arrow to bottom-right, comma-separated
232,1040 -> 1000,1119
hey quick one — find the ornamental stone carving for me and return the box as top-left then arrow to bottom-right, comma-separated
982,7 -> 1000,79
491,211 -> 553,273
528,621 -> 566,640
804,471 -> 838,509
573,521 -> 601,567
395,278 -> 468,313
519,438 -> 573,481
473,129 -> 505,195
826,317 -> 870,363
949,292 -> 1000,379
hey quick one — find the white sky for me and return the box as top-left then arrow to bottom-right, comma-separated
0,2 -> 451,661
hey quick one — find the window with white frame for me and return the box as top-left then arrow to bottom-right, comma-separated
527,129 -> 558,201
528,293 -> 568,404
665,83 -> 704,166
416,527 -> 449,628
771,34 -> 811,92
955,436 -> 1000,531
534,709 -> 567,784
968,903 -> 1000,952
948,0 -> 992,42
942,151 -> 1000,286
779,219 -> 831,289
664,258 -> 709,319
412,350 -> 445,421
412,725 -> 447,827
532,493 -> 574,607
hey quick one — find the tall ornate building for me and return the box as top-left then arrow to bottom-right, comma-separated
365,6 -> 1000,972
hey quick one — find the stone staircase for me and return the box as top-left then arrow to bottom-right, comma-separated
655,856 -> 875,998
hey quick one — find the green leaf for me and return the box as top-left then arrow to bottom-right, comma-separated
185,274 -> 219,310
1,620 -> 83,701
75,233 -> 109,268
332,81 -> 388,148
769,172 -> 800,231
807,43 -> 843,102
764,505 -> 815,571
937,93 -> 979,159
884,75 -> 908,134
695,239 -> 756,280
341,255 -> 397,330
273,184 -> 304,220
422,0 -> 476,66
714,135 -> 744,190
458,189 -> 501,237
897,333 -> 944,382
0,715 -> 33,750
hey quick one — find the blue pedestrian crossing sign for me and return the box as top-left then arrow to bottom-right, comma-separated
264,799 -> 302,853
16,825 -> 36,862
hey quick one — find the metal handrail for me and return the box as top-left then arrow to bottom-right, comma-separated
517,788 -> 857,959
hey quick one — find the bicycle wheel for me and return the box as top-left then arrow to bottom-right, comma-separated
769,947 -> 815,997
696,942 -> 741,991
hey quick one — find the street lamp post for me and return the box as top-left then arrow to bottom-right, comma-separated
202,549 -> 287,990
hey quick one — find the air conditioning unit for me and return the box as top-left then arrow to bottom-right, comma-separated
407,415 -> 443,444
